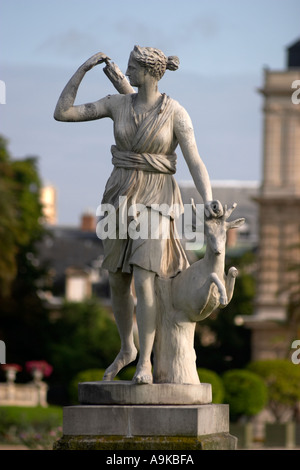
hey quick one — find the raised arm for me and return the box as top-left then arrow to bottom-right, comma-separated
174,104 -> 213,204
53,52 -> 134,122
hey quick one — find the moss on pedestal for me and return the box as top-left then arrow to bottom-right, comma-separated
54,433 -> 237,451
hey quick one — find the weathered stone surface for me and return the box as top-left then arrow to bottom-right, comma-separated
78,381 -> 212,405
62,404 -> 229,437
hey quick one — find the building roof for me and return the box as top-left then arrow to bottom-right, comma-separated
37,225 -> 106,296
179,180 -> 260,246
287,38 -> 300,68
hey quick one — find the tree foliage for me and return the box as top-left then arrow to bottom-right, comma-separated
0,135 -> 50,367
0,135 -> 44,297
48,298 -> 120,387
194,250 -> 255,373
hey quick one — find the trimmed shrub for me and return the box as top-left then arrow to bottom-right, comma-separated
247,359 -> 300,421
197,368 -> 225,403
223,369 -> 268,422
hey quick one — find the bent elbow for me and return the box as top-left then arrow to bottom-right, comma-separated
53,102 -> 70,121
53,109 -> 69,122
53,108 -> 63,121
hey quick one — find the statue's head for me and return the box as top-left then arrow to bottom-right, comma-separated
130,45 -> 179,81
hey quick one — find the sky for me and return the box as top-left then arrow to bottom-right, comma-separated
1,0 -> 299,225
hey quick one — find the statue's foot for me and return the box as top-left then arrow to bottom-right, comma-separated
102,347 -> 137,381
132,363 -> 153,385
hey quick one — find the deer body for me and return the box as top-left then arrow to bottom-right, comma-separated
171,201 -> 244,321
153,201 -> 245,384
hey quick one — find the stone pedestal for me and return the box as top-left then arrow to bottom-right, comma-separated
78,380 -> 212,405
54,382 -> 237,450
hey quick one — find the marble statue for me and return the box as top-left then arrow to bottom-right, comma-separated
54,46 -> 244,386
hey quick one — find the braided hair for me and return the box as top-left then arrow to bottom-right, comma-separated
132,45 -> 179,80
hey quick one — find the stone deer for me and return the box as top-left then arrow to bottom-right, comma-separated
153,200 -> 245,384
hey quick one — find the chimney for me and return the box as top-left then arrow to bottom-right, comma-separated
80,210 -> 96,232
226,228 -> 237,248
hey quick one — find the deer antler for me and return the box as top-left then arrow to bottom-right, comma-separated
223,203 -> 245,229
224,203 -> 237,220
190,198 -> 197,213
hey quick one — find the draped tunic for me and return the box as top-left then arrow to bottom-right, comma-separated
101,93 -> 189,277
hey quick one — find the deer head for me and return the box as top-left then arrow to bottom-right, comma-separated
203,200 -> 245,256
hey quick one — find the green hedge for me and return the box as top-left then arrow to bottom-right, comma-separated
223,369 -> 268,422
197,368 -> 225,403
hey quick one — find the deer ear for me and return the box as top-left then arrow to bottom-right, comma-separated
227,218 -> 245,229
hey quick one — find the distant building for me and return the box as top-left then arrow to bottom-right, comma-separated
179,180 -> 259,253
37,212 -> 110,306
243,38 -> 300,360
80,209 -> 96,232
40,185 -> 57,225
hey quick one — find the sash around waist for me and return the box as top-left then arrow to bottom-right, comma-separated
111,145 -> 177,175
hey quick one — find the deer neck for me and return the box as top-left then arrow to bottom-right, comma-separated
204,245 -> 225,275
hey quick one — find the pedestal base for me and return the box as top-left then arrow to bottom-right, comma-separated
54,433 -> 237,451
54,382 -> 237,451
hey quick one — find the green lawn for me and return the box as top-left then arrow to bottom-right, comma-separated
0,406 -> 63,449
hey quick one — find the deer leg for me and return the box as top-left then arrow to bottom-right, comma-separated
185,273 -> 227,322
223,267 -> 238,306
210,273 -> 228,307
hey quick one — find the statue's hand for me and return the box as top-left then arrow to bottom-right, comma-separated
103,61 -> 135,95
82,52 -> 111,72
204,200 -> 224,218
104,61 -> 124,81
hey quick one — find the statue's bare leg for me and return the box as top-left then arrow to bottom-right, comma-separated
102,270 -> 137,381
132,266 -> 156,384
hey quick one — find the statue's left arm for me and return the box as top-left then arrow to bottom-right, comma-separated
174,105 -> 213,204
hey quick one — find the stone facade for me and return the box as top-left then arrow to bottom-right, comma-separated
245,41 -> 300,359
